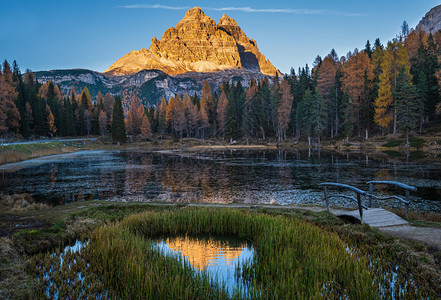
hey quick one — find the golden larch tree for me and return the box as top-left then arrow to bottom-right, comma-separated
46,104 -> 56,135
172,94 -> 186,138
140,114 -> 152,140
166,96 -> 176,131
0,65 -> 20,135
341,50 -> 373,134
183,93 -> 198,137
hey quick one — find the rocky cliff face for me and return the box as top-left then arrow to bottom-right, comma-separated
416,5 -> 441,33
105,7 -> 280,76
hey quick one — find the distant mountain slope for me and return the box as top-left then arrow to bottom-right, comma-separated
105,7 -> 281,76
416,5 -> 441,33
34,68 -> 276,106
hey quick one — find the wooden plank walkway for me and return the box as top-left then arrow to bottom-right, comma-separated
331,208 -> 408,227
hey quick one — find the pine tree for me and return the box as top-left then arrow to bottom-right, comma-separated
342,90 -> 355,141
415,71 -> 428,133
111,95 -> 126,144
277,80 -> 294,141
84,109 -> 92,136
301,89 -> 314,145
365,40 -> 373,59
396,66 -> 419,146
157,97 -> 167,138
304,88 -> 327,145
226,82 -> 245,139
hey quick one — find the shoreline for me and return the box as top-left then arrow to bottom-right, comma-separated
1,134 -> 441,166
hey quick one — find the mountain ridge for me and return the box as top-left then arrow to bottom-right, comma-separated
104,7 -> 281,77
416,4 -> 441,33
34,68 -> 277,106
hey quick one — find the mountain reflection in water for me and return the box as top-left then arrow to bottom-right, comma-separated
158,236 -> 249,271
155,235 -> 254,294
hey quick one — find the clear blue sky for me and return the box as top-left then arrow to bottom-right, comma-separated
1,0 -> 439,75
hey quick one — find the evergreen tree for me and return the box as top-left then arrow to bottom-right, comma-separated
396,66 -> 419,146
365,40 -> 373,59
157,97 -> 167,138
277,80 -> 294,141
111,95 -> 126,143
305,88 -> 327,145
415,71 -> 428,133
341,90 -> 355,141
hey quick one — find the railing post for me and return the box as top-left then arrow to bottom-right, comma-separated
324,186 -> 330,213
357,192 -> 364,225
405,190 -> 410,220
368,183 -> 373,208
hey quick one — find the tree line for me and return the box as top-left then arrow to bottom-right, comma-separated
0,60 -> 147,143
1,22 -> 441,145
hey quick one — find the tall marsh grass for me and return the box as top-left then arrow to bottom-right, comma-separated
34,208 -> 381,299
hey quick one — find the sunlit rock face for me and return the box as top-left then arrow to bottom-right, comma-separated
105,7 -> 280,76
416,5 -> 441,33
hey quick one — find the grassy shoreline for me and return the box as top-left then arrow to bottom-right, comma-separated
1,133 -> 441,167
1,201 -> 440,298
0,140 -> 92,165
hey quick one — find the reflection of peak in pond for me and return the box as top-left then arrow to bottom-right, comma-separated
160,236 -> 249,271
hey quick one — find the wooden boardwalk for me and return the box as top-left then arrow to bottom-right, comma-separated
331,208 -> 408,227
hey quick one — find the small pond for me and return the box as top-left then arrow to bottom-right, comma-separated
154,235 -> 255,295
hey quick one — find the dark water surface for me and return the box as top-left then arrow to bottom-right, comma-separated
1,149 -> 440,212
154,235 -> 254,295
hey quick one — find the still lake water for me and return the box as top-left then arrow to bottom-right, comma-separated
0,149 -> 440,212
154,235 -> 254,295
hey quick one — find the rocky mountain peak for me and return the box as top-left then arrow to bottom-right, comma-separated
183,7 -> 207,20
416,5 -> 441,33
105,7 -> 280,76
219,14 -> 238,26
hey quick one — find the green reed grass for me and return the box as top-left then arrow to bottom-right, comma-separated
34,207 -> 440,298
84,208 -> 376,298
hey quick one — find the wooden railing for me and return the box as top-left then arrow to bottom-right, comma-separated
318,181 -> 417,224
318,183 -> 367,224
366,181 -> 417,220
